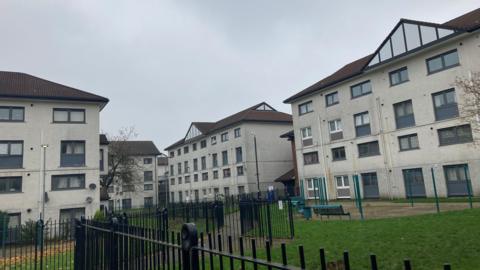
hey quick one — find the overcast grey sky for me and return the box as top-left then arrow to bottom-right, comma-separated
0,1 -> 478,152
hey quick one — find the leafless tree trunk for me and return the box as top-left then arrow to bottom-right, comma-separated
455,72 -> 480,142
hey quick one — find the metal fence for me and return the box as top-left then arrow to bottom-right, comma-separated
74,219 -> 454,270
0,219 -> 75,269
114,195 -> 295,250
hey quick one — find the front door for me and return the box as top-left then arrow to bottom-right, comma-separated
361,172 -> 380,199
444,164 -> 470,197
335,175 -> 350,198
403,168 -> 426,198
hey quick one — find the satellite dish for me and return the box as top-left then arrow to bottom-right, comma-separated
86,197 -> 93,204
89,183 -> 97,190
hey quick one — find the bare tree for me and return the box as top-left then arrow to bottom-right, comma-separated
455,72 -> 480,138
100,127 -> 143,197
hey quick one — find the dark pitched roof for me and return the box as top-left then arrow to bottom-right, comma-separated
274,169 -> 295,183
284,8 -> 480,103
110,141 -> 161,156
100,134 -> 109,145
165,102 -> 292,150
0,71 -> 109,104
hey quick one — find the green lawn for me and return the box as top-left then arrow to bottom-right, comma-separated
250,208 -> 480,270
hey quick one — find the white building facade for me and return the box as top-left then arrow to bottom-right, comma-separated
284,9 -> 480,200
106,141 -> 163,209
0,71 -> 108,224
166,102 -> 293,202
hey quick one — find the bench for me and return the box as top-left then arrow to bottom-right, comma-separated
303,204 -> 351,220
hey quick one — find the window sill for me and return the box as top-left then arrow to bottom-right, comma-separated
390,80 -> 409,87
304,163 -> 320,166
299,111 -> 314,117
351,92 -> 372,100
399,148 -> 420,152
52,122 -> 87,124
51,188 -> 86,192
439,141 -> 473,147
0,120 -> 25,123
332,158 -> 346,162
358,154 -> 380,158
59,165 -> 87,169
326,102 -> 339,108
0,191 -> 22,195
0,167 -> 24,170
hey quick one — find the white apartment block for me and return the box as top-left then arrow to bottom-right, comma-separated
0,71 -> 109,225
284,9 -> 480,200
106,141 -> 163,209
165,102 -> 293,202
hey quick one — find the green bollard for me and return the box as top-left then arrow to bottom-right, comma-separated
353,175 -> 364,220
464,165 -> 473,209
322,177 -> 328,205
431,168 -> 440,213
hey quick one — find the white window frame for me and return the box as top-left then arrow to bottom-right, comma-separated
329,119 -> 342,133
335,175 -> 350,199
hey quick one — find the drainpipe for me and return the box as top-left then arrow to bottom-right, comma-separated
375,97 -> 393,199
317,115 -> 330,200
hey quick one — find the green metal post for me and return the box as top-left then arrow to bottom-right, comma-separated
431,168 -> 440,213
1,215 -> 6,257
300,179 -> 305,199
317,178 -> 322,205
322,177 -> 328,205
407,171 -> 414,207
353,175 -> 364,220
464,165 -> 473,209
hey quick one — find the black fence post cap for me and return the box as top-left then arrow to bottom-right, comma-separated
181,223 -> 198,251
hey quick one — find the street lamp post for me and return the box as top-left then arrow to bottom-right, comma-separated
40,144 -> 48,220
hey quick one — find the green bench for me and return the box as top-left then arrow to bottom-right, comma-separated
303,204 -> 351,220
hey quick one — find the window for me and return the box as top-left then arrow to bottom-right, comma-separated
144,184 -> 153,191
221,132 -> 229,142
185,175 -> 191,183
399,134 -> 419,151
178,177 -> 182,184
53,108 -> 85,123
144,158 -> 152,164
170,192 -> 175,202
170,165 -> 174,176
303,152 -> 319,165
213,171 -> 219,179
335,175 -> 350,198
331,147 -> 346,161
209,154 -> 216,168
305,178 -> 318,198
184,161 -> 189,173
432,89 -> 458,121
202,172 -> 208,181
354,112 -> 371,137
144,197 -> 153,207
358,141 -> 380,157
224,187 -> 230,197
52,174 -> 85,190
169,151 -> 174,158
122,199 -> 132,209
222,151 -> 228,166
438,124 -> 473,146
60,141 -> 85,167
237,166 -> 244,176
177,163 -> 182,174
329,119 -> 343,141
60,207 -> 85,221
0,141 -> 23,169
200,140 -> 207,148
300,127 -> 313,146
192,143 -> 197,151
201,156 -> 206,170
427,50 -> 459,74
99,149 -> 104,171
194,174 -> 198,182
144,171 -> 153,182
0,106 -> 24,122
211,136 -> 217,145
238,186 -> 245,194
170,178 -> 175,185
234,128 -> 241,138
235,147 -> 243,163
184,146 -> 189,154
325,92 -> 339,107
298,101 -> 313,115
0,176 -> 22,193
193,158 -> 198,171
177,148 -> 181,156
351,81 -> 372,98
123,185 -> 135,192
223,168 -> 231,178
394,100 -> 415,129
389,67 -> 409,86
179,191 -> 183,202
107,185 -> 114,193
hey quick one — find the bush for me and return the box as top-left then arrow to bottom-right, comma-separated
93,210 -> 106,221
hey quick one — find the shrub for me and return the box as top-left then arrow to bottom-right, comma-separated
93,210 -> 106,221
